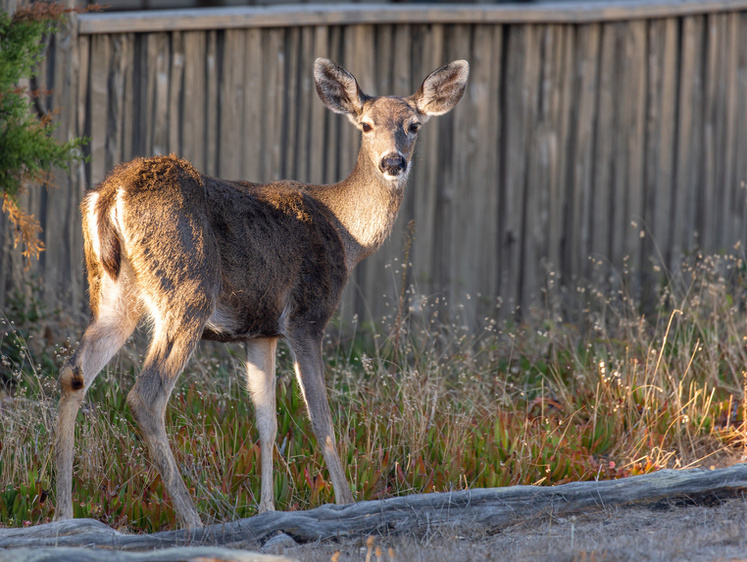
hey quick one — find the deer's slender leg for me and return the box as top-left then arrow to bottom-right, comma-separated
244,337 -> 278,512
126,320 -> 205,529
55,275 -> 140,521
288,333 -> 354,505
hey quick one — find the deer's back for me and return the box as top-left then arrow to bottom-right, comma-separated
85,155 -> 348,342
202,175 -> 348,340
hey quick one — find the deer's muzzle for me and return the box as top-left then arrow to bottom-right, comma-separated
379,153 -> 407,177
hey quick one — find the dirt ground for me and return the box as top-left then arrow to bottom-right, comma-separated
262,495 -> 747,562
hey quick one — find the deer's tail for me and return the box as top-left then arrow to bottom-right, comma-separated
80,183 -> 122,318
83,186 -> 121,280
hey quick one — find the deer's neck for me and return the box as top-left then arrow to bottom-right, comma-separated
310,150 -> 406,272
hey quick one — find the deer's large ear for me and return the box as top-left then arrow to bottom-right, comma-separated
314,58 -> 367,117
411,60 -> 469,117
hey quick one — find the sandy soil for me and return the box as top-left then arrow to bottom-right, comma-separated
265,496 -> 747,562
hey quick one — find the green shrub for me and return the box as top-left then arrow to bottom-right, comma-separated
0,2 -> 88,261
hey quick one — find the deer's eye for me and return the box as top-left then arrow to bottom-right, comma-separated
408,122 -> 421,134
361,122 -> 373,133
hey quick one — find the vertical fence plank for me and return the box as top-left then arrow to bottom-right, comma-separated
619,20 -> 646,286
590,22 -> 617,280
204,30 -> 219,175
219,29 -> 245,179
283,27 -> 299,180
182,31 -> 207,170
409,23 -> 444,310
88,34 -> 111,185
43,12 -> 83,312
460,24 -> 501,323
72,33 -> 91,316
107,33 -> 131,170
547,25 -> 574,292
501,24 -> 534,313
566,23 -> 598,285
149,33 -> 170,157
673,15 -> 704,264
645,18 -> 678,272
168,31 -> 185,157
323,25 -> 342,185
445,24 -> 477,324
738,15 -> 747,248
308,26 -> 329,186
242,28 -> 262,181
716,13 -> 739,249
295,26 -> 314,183
264,28 -> 286,182
702,13 -> 722,252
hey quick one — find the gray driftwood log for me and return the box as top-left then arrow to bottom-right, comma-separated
1,463 -> 746,560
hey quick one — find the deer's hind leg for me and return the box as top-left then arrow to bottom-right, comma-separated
55,272 -> 141,521
125,298 -> 212,529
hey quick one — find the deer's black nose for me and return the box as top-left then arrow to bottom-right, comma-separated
380,153 -> 406,176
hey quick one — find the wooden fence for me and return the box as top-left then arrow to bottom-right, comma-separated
3,1 -> 747,330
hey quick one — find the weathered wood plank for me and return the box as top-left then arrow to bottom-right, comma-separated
619,19 -> 646,288
88,34 -> 111,184
546,24 -> 574,294
738,14 -> 747,247
241,27 -> 262,182
673,15 -> 705,264
181,31 -> 207,169
308,25 -> 328,186
168,31 -> 185,157
645,18 -> 678,272
707,13 -> 741,250
204,30 -> 219,176
566,23 -> 599,285
283,27 -> 300,180
77,1 -> 747,35
590,22 -> 617,282
0,544 -> 292,562
120,34 -> 135,164
701,13 -> 723,252
471,24 -> 502,322
721,13 -> 740,248
218,29 -> 245,179
409,23 -> 444,313
149,33 -> 170,157
294,27 -> 313,183
501,24 -> 535,314
44,10 -> 83,311
445,24 -> 475,324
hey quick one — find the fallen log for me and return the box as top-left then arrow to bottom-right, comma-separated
1,463 -> 745,558
0,546 -> 294,562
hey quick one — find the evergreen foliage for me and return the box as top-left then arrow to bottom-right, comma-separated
0,2 -> 88,261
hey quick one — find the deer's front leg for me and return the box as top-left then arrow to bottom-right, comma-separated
244,337 -> 279,512
288,333 -> 354,505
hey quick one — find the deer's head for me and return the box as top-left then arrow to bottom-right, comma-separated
314,58 -> 469,186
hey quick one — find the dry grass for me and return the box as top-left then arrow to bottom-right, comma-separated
1,251 -> 746,532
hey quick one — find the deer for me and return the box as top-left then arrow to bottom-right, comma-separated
53,57 -> 469,528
